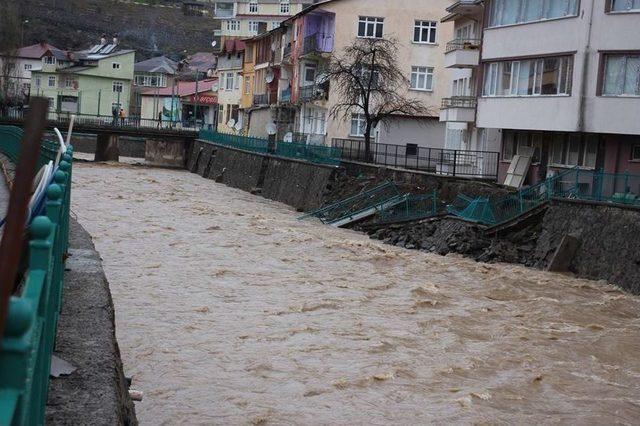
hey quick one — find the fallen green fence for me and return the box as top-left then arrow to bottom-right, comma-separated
198,130 -> 342,166
0,127 -> 73,426
373,191 -> 438,224
448,167 -> 640,226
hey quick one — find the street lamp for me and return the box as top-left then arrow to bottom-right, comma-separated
21,20 -> 29,46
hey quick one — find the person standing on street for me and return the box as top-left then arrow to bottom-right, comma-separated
119,108 -> 125,126
157,111 -> 163,129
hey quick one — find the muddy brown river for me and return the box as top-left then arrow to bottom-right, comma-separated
72,163 -> 640,424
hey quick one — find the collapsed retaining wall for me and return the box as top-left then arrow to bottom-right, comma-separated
535,199 -> 640,294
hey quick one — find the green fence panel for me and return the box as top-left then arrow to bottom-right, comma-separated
0,130 -> 73,425
198,130 -> 342,166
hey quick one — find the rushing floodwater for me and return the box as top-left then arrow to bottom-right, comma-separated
72,163 -> 640,425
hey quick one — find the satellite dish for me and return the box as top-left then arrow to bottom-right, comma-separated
234,121 -> 243,131
207,69 -> 214,78
266,122 -> 277,136
265,69 -> 275,84
211,82 -> 219,91
211,41 -> 217,48
227,118 -> 236,128
283,132 -> 293,143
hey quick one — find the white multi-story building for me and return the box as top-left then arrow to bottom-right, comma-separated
442,0 -> 640,185
211,0 -> 310,42
0,43 -> 66,103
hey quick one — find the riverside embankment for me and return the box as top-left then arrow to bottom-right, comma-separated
73,162 -> 640,424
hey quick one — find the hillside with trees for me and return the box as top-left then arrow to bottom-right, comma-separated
8,0 -> 218,59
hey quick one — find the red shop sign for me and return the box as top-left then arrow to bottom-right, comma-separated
186,94 -> 218,105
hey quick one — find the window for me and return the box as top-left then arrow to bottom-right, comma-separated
271,21 -> 280,30
452,77 -> 472,96
406,143 -> 418,156
35,76 -> 41,87
112,81 -> 123,93
280,0 -> 290,14
245,76 -> 251,94
358,16 -> 384,38
248,21 -> 261,33
632,145 -> 640,161
413,21 -> 437,44
235,73 -> 241,90
611,0 -> 640,11
602,54 -> 640,96
218,105 -> 224,123
350,113 -> 368,136
550,134 -> 598,168
22,83 -> 30,93
249,0 -> 258,13
43,56 -> 55,65
483,56 -> 573,97
225,72 -> 234,90
65,78 -> 75,89
48,76 -> 56,87
48,98 -> 55,110
226,20 -> 240,31
410,66 -> 434,91
112,62 -> 121,69
303,63 -> 317,84
489,0 -> 579,27
24,64 -> 32,71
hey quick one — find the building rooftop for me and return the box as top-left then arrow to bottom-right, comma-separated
186,52 -> 217,73
139,78 -> 218,97
15,42 -> 64,59
135,56 -> 179,75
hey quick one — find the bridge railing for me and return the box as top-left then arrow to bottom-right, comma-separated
0,128 -> 73,426
2,109 -> 204,132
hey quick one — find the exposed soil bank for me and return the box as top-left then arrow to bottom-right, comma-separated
46,219 -> 137,425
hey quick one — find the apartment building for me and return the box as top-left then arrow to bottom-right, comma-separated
30,38 -> 135,117
216,39 -> 246,130
0,43 -> 66,104
439,1 -> 501,176
240,0 -> 454,148
212,0 -> 310,44
473,0 -> 640,185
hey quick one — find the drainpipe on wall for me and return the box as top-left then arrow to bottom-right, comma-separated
577,0 -> 596,132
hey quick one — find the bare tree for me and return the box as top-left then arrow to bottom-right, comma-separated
328,37 -> 428,158
0,2 -> 22,115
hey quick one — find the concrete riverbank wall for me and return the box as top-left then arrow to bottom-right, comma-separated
46,219 -> 137,425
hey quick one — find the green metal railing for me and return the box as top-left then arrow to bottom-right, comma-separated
299,181 -> 402,225
447,168 -> 578,225
198,130 -> 342,166
448,167 -> 640,226
0,128 -> 73,426
373,192 -> 438,224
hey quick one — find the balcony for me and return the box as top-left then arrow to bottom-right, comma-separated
299,83 -> 329,102
253,91 -> 277,106
444,38 -> 481,68
283,43 -> 292,61
302,33 -> 334,57
439,97 -> 477,123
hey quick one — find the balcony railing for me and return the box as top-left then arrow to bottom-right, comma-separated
445,38 -> 482,54
283,43 -> 292,59
299,83 -> 329,102
254,93 -> 268,106
441,96 -> 477,109
302,33 -> 334,55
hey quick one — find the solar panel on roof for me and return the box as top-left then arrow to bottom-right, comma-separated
88,45 -> 102,54
102,44 -> 117,54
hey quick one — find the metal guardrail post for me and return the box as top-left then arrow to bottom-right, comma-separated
453,150 -> 457,177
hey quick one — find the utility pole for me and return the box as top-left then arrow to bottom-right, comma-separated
194,69 -> 199,129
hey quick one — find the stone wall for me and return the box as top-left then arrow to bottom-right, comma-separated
187,140 -> 338,211
535,199 -> 640,294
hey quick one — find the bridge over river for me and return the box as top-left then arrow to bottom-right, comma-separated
71,162 -> 640,424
